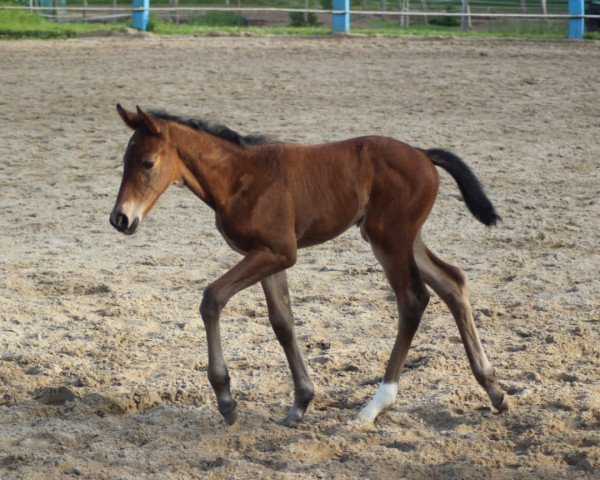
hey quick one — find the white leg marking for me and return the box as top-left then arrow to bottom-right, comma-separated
357,382 -> 398,423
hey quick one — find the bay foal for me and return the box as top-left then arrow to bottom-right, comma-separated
110,105 -> 509,427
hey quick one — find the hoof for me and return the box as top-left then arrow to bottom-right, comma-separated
356,403 -> 384,425
279,417 -> 301,428
219,400 -> 238,426
348,416 -> 377,432
493,395 -> 510,414
279,408 -> 304,428
222,408 -> 238,426
280,416 -> 301,428
356,410 -> 375,424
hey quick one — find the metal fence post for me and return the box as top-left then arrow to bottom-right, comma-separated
568,0 -> 584,39
132,0 -> 149,31
332,0 -> 350,33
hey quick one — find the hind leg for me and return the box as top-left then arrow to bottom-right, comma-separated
413,234 -> 509,412
358,242 -> 430,423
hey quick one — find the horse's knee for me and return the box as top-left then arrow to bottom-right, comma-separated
408,282 -> 430,316
415,282 -> 430,311
200,287 -> 224,321
399,282 -> 429,331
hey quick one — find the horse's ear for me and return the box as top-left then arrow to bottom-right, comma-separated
136,106 -> 162,137
116,104 -> 140,130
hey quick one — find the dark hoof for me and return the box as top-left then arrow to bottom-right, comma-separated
218,400 -> 238,425
279,415 -> 302,428
493,395 -> 510,414
222,409 -> 238,425
279,406 -> 305,428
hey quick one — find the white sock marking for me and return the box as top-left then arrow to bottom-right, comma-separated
357,382 -> 398,423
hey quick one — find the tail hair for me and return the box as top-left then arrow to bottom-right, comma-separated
427,148 -> 500,227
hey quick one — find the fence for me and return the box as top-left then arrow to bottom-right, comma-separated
5,0 -> 600,38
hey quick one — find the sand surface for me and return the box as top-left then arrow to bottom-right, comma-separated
0,35 -> 599,479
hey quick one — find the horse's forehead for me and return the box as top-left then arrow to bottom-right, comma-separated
126,131 -> 160,157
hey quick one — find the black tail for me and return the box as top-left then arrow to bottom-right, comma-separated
427,148 -> 500,227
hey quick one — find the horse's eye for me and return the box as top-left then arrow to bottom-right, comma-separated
141,160 -> 154,170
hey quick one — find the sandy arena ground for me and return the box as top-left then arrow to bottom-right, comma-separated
0,35 -> 599,479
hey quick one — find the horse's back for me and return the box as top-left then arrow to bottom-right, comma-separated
259,136 -> 437,247
276,135 -> 438,205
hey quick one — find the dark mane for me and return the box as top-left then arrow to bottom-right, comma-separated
149,110 -> 274,147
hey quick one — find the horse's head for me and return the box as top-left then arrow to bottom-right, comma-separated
110,105 -> 182,235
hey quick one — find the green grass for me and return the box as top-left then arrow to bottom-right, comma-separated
0,2 -> 128,37
149,15 -> 330,34
186,10 -> 247,26
486,19 -> 567,37
584,29 -> 600,39
148,18 -> 593,39
357,17 -> 575,38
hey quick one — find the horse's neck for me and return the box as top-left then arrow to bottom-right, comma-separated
173,125 -> 242,210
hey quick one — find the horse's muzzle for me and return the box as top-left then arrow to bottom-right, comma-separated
109,211 -> 140,235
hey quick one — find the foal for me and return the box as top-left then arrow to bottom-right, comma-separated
110,105 -> 509,427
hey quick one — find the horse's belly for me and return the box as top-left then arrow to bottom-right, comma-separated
295,194 -> 367,248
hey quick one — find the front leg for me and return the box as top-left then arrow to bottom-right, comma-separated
200,246 -> 295,425
261,272 -> 314,427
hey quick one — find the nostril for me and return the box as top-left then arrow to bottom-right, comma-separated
116,213 -> 128,231
110,212 -> 129,232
